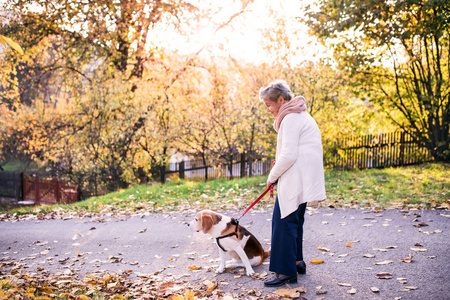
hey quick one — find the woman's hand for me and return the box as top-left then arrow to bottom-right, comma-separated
267,181 -> 274,189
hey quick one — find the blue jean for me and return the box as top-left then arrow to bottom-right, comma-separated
269,196 -> 307,275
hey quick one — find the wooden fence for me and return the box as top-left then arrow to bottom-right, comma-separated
21,175 -> 79,205
333,131 -> 433,169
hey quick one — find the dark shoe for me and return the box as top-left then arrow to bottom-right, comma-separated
264,274 -> 297,287
296,261 -> 306,274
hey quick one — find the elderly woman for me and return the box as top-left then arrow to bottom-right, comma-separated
260,80 -> 326,287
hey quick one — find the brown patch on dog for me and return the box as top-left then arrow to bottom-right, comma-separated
198,211 -> 222,234
219,220 -> 270,265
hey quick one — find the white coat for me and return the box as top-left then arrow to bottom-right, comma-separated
267,112 -> 326,219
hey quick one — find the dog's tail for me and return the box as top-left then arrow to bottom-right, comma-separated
263,249 -> 271,260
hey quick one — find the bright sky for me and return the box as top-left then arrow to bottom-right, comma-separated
150,0 -> 328,65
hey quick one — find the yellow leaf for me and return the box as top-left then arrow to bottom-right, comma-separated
0,279 -> 10,286
203,280 -> 217,292
274,288 -> 301,298
310,259 -> 324,264
317,246 -> 330,252
113,296 -> 125,299
172,296 -> 185,300
0,35 -> 24,55
42,286 -> 53,294
345,242 -> 354,247
0,35 -> 6,47
76,295 -> 91,300
185,290 -> 195,300
188,265 -> 202,270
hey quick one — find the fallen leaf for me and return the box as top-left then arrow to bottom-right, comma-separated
188,265 -> 202,270
317,246 -> 330,252
274,287 -> 305,298
139,228 -> 147,233
203,280 -> 217,292
347,288 -> 357,294
316,290 -> 327,295
363,254 -> 376,258
337,283 -> 352,287
405,286 -> 418,290
397,278 -> 408,284
376,272 -> 393,279
370,287 -> 380,293
414,243 -> 423,247
410,248 -> 427,252
372,248 -> 388,252
400,254 -> 413,263
413,222 -> 428,228
374,260 -> 393,265
185,290 -> 195,300
310,259 -> 324,264
345,242 -> 354,248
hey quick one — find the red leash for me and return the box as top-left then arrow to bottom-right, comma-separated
237,160 -> 277,220
238,184 -> 275,220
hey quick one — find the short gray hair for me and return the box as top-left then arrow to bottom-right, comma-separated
259,80 -> 293,102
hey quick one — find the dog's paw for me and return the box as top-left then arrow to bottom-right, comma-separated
246,269 -> 255,276
216,267 -> 225,274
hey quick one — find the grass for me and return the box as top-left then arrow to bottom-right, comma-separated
1,163 -> 448,217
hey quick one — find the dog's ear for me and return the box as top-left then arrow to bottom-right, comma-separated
200,212 -> 213,234
200,211 -> 221,234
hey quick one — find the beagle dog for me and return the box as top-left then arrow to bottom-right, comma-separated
189,209 -> 270,276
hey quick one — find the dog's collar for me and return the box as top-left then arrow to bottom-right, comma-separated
216,218 -> 239,252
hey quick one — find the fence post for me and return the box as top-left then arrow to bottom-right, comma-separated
240,153 -> 246,178
400,131 -> 405,166
179,161 -> 185,180
19,172 -> 23,201
55,178 -> 61,203
34,175 -> 40,205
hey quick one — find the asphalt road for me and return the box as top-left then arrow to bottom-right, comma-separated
1,207 -> 449,299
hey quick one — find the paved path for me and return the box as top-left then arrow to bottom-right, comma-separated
1,208 -> 449,299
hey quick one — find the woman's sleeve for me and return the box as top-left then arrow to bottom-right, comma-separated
267,114 -> 301,184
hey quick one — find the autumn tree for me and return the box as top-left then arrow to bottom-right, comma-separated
304,0 -> 450,162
